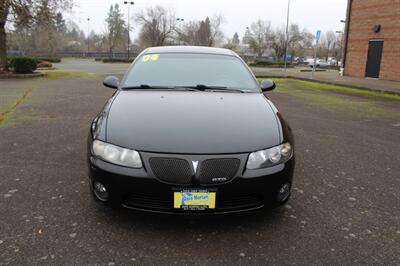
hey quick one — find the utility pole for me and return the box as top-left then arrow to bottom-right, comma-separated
176,18 -> 184,45
124,1 -> 134,59
87,18 -> 90,56
283,0 -> 290,71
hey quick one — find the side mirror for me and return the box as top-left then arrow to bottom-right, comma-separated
103,76 -> 119,89
260,79 -> 276,92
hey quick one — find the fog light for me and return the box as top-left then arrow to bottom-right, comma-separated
276,183 -> 291,202
93,181 -> 109,202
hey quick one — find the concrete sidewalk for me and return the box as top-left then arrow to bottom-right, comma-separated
251,67 -> 400,95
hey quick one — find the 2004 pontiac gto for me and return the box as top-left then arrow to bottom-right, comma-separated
87,46 -> 295,214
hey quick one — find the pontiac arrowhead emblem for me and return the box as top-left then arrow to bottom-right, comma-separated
192,161 -> 199,173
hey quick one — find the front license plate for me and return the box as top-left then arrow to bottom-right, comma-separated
174,190 -> 216,210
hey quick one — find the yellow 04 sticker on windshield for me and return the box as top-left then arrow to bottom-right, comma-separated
142,54 -> 159,62
151,54 -> 159,61
142,55 -> 150,62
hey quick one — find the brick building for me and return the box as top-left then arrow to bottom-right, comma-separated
343,0 -> 400,81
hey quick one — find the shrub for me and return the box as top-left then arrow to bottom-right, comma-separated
37,61 -> 53,68
328,65 -> 340,71
37,57 -> 61,63
10,57 -> 38,74
248,60 -> 292,67
102,58 -> 134,63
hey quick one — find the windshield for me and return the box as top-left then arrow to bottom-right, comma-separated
122,53 -> 259,92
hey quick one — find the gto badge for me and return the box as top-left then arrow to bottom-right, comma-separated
212,177 -> 227,182
192,161 -> 199,173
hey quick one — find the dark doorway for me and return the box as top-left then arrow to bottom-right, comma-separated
365,40 -> 384,79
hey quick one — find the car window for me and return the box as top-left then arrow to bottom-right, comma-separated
122,53 -> 259,91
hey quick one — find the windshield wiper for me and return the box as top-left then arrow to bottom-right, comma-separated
121,84 -> 198,91
178,84 -> 245,93
122,84 -> 246,93
122,84 -> 162,90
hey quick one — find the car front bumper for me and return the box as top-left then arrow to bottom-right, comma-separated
88,154 -> 295,214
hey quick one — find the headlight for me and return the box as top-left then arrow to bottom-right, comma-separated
92,140 -> 143,168
246,143 -> 292,170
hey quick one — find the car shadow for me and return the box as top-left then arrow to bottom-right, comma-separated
90,201 -> 288,235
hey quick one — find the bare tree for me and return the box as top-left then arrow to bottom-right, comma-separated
175,14 -> 224,47
135,5 -> 175,48
290,29 -> 313,58
287,24 -> 313,59
320,30 -> 337,60
270,24 -> 313,61
63,20 -> 86,52
331,32 -> 343,62
209,14 -> 224,46
287,24 -> 303,49
271,26 -> 286,62
243,20 -> 272,58
176,21 -> 197,45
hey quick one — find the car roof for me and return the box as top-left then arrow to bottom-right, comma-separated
142,46 -> 237,56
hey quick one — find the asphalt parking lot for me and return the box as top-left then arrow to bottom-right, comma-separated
1,59 -> 400,265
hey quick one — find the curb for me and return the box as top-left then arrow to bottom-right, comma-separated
256,74 -> 400,96
0,72 -> 45,79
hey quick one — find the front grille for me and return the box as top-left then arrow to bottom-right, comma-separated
218,195 -> 263,210
123,192 -> 263,212
198,158 -> 240,185
124,192 -> 171,210
149,158 -> 192,185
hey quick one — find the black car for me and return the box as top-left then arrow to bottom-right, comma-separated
88,46 -> 295,214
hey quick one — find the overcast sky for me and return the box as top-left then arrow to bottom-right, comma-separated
70,0 -> 348,41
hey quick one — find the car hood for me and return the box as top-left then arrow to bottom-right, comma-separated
106,90 -> 281,154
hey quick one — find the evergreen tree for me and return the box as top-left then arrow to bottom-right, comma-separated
232,32 -> 240,46
105,4 -> 127,54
